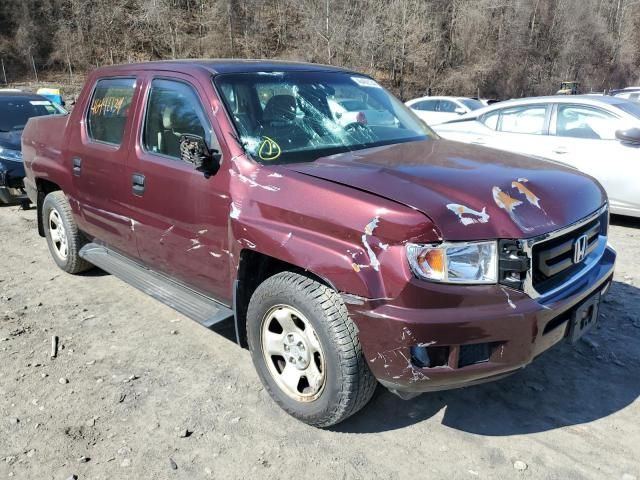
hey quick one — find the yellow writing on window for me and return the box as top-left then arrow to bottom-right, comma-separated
91,96 -> 127,116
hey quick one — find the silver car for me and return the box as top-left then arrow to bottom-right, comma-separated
433,95 -> 640,217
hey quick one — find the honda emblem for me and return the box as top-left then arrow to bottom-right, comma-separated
573,234 -> 588,264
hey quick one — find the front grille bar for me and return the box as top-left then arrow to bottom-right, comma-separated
536,220 -> 600,277
520,204 -> 609,300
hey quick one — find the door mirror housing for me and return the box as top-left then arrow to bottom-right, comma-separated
615,127 -> 640,145
454,107 -> 466,115
179,134 -> 221,175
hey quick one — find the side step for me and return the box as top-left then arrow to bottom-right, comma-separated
79,243 -> 233,328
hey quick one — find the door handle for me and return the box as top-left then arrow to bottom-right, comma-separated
132,173 -> 145,196
72,157 -> 82,176
553,147 -> 568,154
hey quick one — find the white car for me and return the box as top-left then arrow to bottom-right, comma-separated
611,87 -> 640,102
327,98 -> 395,128
405,96 -> 484,125
433,95 -> 640,217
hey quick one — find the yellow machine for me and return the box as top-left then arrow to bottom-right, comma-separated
556,81 -> 580,95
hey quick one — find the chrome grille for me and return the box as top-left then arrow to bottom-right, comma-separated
533,218 -> 600,279
524,206 -> 609,298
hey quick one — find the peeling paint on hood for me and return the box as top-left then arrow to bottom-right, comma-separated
282,139 -> 607,240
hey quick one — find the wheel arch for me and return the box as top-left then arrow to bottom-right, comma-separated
233,249 -> 337,347
35,178 -> 62,237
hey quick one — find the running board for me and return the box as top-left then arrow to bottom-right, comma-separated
79,243 -> 233,328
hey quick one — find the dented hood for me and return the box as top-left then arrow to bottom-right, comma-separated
283,139 -> 606,240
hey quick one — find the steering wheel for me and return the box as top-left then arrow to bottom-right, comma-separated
344,122 -> 374,137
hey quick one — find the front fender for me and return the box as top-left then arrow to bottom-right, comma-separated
226,158 -> 440,300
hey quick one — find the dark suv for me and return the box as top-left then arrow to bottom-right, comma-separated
0,91 -> 66,204
22,61 -> 615,427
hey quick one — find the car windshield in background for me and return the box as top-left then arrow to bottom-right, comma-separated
616,100 -> 640,119
460,98 -> 484,110
214,71 -> 434,164
0,98 -> 66,132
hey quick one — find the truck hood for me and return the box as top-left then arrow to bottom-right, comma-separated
282,139 -> 606,240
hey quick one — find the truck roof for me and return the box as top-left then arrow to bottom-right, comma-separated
91,59 -> 357,76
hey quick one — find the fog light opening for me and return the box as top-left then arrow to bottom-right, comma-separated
410,345 -> 449,368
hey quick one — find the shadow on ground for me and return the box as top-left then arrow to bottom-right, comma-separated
336,280 -> 640,435
611,214 -> 640,229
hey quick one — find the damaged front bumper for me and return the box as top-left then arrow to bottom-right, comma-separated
347,244 -> 616,398
0,158 -> 28,205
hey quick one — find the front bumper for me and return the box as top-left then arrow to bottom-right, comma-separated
0,159 -> 27,204
0,186 -> 28,205
348,245 -> 616,395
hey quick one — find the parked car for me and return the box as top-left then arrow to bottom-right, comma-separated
327,97 -> 395,127
23,61 -> 615,427
472,97 -> 501,106
433,95 -> 640,217
405,96 -> 484,125
610,87 -> 640,102
0,91 -> 66,204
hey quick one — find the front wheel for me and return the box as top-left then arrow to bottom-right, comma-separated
247,272 -> 377,427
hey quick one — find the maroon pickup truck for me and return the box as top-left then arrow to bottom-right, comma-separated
22,60 -> 615,427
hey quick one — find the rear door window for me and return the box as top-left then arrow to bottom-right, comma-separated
437,100 -> 458,113
412,100 -> 438,111
483,105 -> 548,134
87,78 -> 136,145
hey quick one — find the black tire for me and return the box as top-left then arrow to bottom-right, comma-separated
42,191 -> 92,274
247,271 -> 377,427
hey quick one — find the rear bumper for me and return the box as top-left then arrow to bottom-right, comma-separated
348,245 -> 616,394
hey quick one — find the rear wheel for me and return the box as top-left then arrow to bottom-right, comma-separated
247,272 -> 377,427
42,191 -> 92,274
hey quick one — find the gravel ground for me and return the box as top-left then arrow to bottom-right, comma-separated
1,204 -> 639,480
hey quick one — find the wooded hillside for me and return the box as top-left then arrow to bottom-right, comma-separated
1,0 -> 639,99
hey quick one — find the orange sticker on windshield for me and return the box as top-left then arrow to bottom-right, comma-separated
258,136 -> 281,161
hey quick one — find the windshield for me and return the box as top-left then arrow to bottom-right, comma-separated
0,98 -> 66,132
616,100 -> 640,119
460,98 -> 484,111
214,71 -> 434,164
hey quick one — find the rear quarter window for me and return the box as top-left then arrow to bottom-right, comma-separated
87,78 -> 136,145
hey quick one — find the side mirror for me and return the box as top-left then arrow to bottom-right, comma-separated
179,134 -> 221,175
454,107 -> 466,115
615,128 -> 640,145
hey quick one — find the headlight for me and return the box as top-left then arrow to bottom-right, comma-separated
0,147 -> 22,162
406,241 -> 498,284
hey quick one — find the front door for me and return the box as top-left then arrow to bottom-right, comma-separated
127,74 -> 232,302
546,103 -> 640,214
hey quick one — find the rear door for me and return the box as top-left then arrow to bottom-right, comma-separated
67,77 -> 141,256
127,73 -> 232,301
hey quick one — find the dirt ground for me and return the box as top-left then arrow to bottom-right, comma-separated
1,204 -> 639,480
